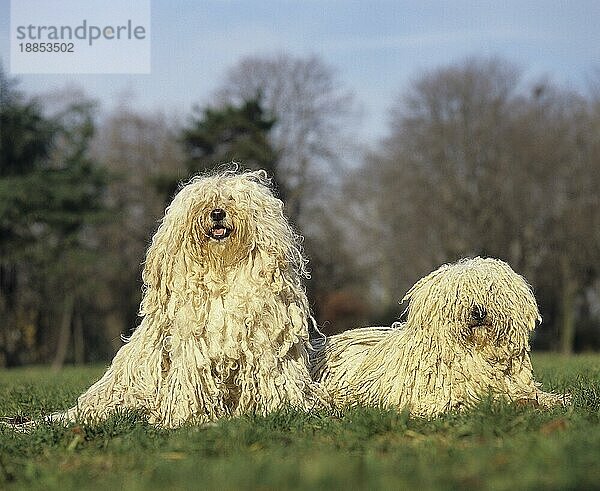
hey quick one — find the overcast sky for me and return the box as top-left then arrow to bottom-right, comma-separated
1,0 -> 600,142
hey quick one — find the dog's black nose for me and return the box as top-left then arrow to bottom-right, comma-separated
471,305 -> 487,322
211,208 -> 226,221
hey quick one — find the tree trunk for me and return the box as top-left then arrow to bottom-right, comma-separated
0,263 -> 17,367
73,310 -> 85,364
558,257 -> 577,355
51,292 -> 75,370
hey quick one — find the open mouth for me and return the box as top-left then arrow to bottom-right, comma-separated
209,224 -> 232,240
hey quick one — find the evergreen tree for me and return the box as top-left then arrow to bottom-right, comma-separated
156,98 -> 283,201
182,98 -> 277,174
0,66 -> 108,366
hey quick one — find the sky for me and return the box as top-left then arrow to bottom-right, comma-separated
1,0 -> 600,142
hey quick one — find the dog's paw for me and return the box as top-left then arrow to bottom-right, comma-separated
537,391 -> 572,408
558,392 -> 573,406
2,415 -> 32,425
1,416 -> 38,433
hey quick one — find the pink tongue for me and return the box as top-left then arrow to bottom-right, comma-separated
213,228 -> 226,236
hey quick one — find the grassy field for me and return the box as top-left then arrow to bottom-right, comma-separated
0,354 -> 599,490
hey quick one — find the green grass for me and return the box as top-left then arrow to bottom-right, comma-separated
1,354 -> 599,490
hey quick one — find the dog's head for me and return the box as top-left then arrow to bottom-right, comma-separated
184,169 -> 272,260
141,168 -> 308,308
401,257 -> 540,353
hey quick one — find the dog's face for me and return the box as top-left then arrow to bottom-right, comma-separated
180,172 -> 279,263
195,188 -> 244,248
402,258 -> 540,352
145,169 -> 302,271
140,169 -> 308,314
205,207 -> 233,241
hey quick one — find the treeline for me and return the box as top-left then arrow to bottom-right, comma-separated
1,55 -> 599,367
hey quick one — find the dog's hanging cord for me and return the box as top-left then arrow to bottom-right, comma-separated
308,315 -> 327,351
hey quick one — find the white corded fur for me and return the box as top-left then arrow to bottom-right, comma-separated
311,257 -> 570,416
39,168 -> 328,428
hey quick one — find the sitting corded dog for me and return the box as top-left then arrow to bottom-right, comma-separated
14,169 -> 327,429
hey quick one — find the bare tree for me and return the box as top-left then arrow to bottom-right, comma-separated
216,53 -> 358,224
90,105 -> 186,353
354,57 -> 600,351
215,53 -> 364,331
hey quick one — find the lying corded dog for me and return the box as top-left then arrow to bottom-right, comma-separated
311,257 -> 570,415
